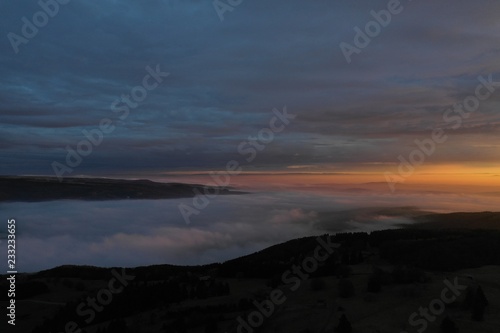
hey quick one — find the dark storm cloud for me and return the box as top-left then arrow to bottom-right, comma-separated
1,0 -> 500,174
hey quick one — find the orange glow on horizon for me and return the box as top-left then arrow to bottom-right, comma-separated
159,164 -> 500,187
151,165 -> 500,200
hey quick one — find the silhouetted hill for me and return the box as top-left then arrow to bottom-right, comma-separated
219,236 -> 336,277
3,226 -> 500,333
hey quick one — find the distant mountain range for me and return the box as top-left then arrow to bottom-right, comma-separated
410,211 -> 500,230
0,176 -> 244,202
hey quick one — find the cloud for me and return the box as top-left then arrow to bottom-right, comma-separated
270,208 -> 318,224
1,0 -> 500,174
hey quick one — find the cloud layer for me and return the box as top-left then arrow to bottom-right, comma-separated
3,182 -> 500,272
1,0 -> 500,175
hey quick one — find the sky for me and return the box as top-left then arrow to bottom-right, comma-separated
2,0 -> 500,183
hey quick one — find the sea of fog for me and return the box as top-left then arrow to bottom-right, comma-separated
1,185 -> 500,272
